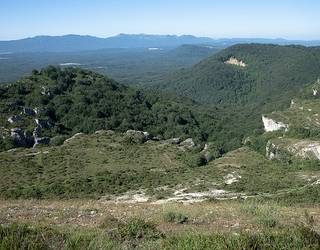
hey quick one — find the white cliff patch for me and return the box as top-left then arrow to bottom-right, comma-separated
267,138 -> 320,161
289,141 -> 320,160
225,57 -> 246,67
262,116 -> 288,132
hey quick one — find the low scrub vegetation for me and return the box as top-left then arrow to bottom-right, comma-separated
1,222 -> 320,249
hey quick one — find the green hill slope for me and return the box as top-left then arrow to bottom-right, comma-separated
155,44 -> 320,106
0,66 -> 218,151
0,131 -> 311,201
2,66 -> 257,153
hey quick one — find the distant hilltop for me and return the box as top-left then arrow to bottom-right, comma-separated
1,34 -> 320,53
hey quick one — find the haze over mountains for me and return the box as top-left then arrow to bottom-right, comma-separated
1,34 -> 320,53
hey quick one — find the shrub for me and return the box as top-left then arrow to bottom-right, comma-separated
109,217 -> 163,242
99,215 -> 122,229
186,154 -> 207,168
163,211 -> 189,224
49,135 -> 69,146
241,202 -> 279,228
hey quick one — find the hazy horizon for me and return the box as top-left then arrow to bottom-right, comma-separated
1,0 -> 320,41
2,33 -> 320,42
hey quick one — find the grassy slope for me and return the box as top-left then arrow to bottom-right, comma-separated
1,131 -> 318,202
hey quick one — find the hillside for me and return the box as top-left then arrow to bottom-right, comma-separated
251,78 -> 320,164
154,44 -> 320,106
1,64 -> 320,250
0,130 -> 315,201
169,44 -> 221,58
0,66 -> 217,151
2,77 -> 320,201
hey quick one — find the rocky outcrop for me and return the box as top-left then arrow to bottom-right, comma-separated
125,130 -> 151,143
266,138 -> 320,161
180,138 -> 196,149
40,86 -> 51,96
33,137 -> 50,147
32,126 -> 50,147
35,119 -> 53,129
10,128 -> 34,147
225,57 -> 246,67
22,107 -> 36,116
262,116 -> 288,132
7,115 -> 22,124
266,141 -> 278,160
200,142 -> 221,163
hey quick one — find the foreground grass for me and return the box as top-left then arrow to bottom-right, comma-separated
1,220 -> 320,249
0,199 -> 320,249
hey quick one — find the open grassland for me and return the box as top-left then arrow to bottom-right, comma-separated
0,199 -> 320,249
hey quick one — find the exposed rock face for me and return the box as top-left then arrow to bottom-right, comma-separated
33,126 -> 41,138
225,57 -> 246,67
7,115 -> 22,124
32,126 -> 50,147
266,138 -> 320,161
10,128 -> 33,147
200,142 -> 220,163
125,130 -> 150,143
35,119 -> 53,129
266,141 -> 278,160
40,86 -> 51,96
262,116 -> 288,132
180,138 -> 196,149
151,135 -> 163,141
23,107 -> 36,116
33,137 -> 50,147
290,141 -> 320,160
33,107 -> 44,115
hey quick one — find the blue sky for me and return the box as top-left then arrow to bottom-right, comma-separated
1,0 -> 319,40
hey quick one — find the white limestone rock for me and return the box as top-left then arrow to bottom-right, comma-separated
225,57 -> 246,67
262,116 -> 288,132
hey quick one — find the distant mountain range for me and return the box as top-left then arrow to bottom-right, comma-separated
1,34 -> 320,53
